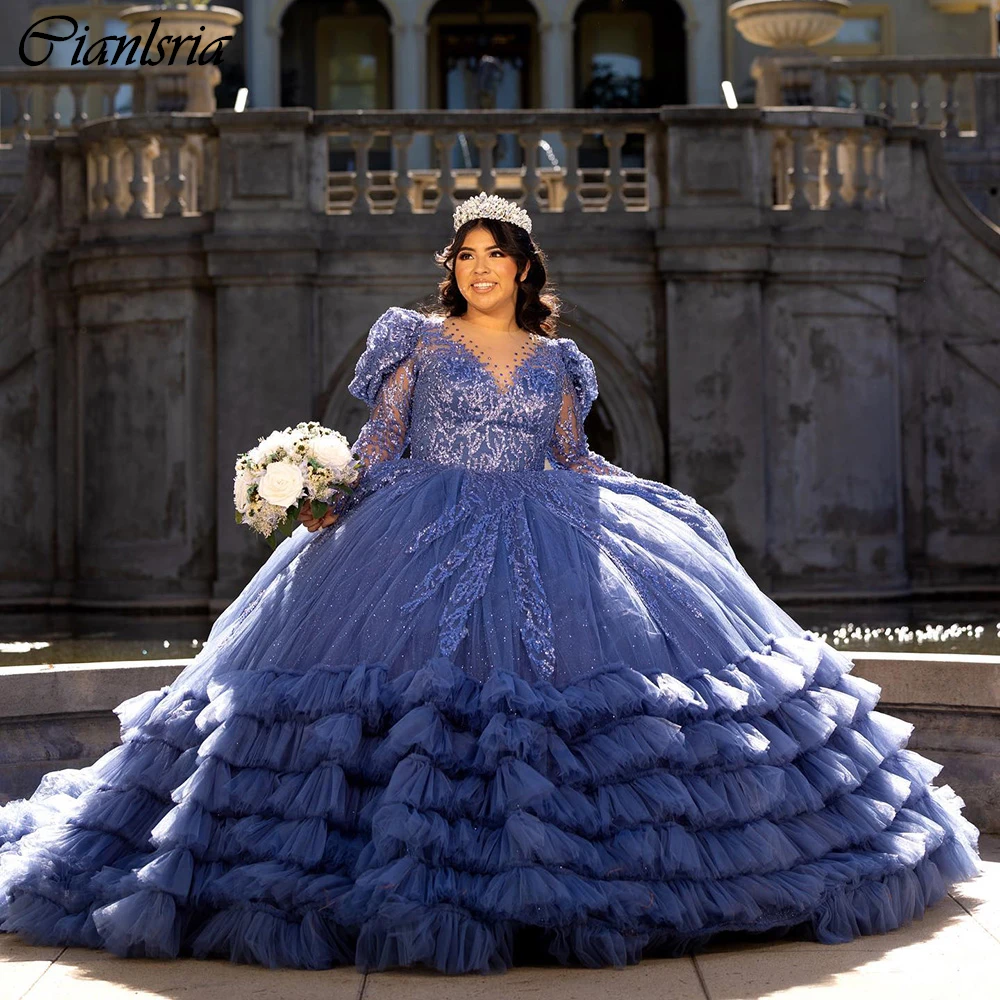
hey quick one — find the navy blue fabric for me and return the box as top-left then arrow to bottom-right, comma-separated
0,307 -> 983,973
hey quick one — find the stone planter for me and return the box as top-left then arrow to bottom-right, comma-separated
729,0 -> 850,50
120,3 -> 243,113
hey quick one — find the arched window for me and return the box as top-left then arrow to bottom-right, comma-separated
574,0 -> 687,109
428,0 -> 538,112
428,0 -> 539,171
280,0 -> 392,112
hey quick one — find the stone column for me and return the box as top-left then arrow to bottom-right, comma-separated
392,22 -> 431,169
247,0 -> 282,108
539,20 -> 573,174
687,6 -> 725,105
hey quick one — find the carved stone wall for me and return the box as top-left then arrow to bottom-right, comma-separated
0,109 -> 997,607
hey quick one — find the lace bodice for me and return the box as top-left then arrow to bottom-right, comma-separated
332,306 -> 635,514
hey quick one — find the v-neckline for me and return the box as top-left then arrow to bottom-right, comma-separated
435,317 -> 544,397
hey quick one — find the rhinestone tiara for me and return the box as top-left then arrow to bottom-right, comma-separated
453,190 -> 532,235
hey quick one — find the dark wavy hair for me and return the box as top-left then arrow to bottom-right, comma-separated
431,216 -> 561,338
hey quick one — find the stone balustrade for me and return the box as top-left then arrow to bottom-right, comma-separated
0,68 -> 151,141
80,114 -> 215,220
754,55 -> 1000,137
312,110 -> 663,216
2,104 -> 997,615
763,109 -> 888,211
61,107 -> 890,225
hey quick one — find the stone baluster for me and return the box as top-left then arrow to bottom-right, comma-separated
102,141 -> 124,220
911,73 -> 928,126
849,74 -> 867,111
866,133 -> 884,208
644,125 -> 665,218
349,131 -> 373,215
823,129 -> 845,210
12,86 -> 31,142
769,131 -> 787,207
434,132 -> 457,212
391,131 -> 414,214
200,135 -> 219,213
89,143 -> 109,220
126,136 -> 151,218
101,82 -> 119,118
41,85 -> 60,136
182,137 -> 200,214
70,82 -> 88,129
162,135 -> 187,216
474,132 -> 496,195
518,131 -> 542,212
852,131 -> 870,209
941,73 -> 959,138
604,128 -> 626,213
562,128 -> 583,213
878,74 -> 897,123
789,128 -> 810,210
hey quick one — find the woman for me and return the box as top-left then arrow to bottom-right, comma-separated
0,193 -> 982,974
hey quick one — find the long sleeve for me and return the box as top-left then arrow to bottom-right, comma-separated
548,339 -> 637,479
329,355 -> 416,515
328,306 -> 422,516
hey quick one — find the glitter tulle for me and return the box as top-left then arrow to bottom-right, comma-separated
0,306 -> 983,973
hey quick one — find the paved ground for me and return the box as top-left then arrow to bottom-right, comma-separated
3,835 -> 997,1000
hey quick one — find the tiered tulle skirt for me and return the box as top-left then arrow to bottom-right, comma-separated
0,461 -> 983,972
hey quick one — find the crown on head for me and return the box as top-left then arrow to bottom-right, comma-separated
453,190 -> 532,235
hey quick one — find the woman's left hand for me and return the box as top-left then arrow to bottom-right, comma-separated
298,506 -> 340,532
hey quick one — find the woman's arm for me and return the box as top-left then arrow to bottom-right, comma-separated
302,353 -> 417,530
332,352 -> 418,513
548,368 -> 636,478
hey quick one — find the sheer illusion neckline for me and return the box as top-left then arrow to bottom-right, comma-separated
435,316 -> 546,396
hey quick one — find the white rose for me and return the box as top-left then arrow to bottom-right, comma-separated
309,434 -> 353,470
233,468 -> 254,513
257,460 -> 304,508
254,429 -> 295,459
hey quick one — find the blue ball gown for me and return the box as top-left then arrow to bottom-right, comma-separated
0,306 -> 983,973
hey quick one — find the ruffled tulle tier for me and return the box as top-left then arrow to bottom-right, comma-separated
0,465 -> 984,972
0,637 -> 982,973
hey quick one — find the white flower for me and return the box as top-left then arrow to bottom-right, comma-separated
233,467 -> 254,512
257,460 -> 304,507
309,433 -> 353,470
253,429 -> 295,460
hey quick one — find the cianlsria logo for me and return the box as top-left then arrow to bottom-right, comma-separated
19,15 -> 234,68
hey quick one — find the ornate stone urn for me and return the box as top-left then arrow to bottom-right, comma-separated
728,0 -> 850,50
120,3 -> 243,113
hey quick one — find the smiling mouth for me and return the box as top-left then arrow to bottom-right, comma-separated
471,282 -> 496,292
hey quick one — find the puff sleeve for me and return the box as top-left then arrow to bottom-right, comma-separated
547,338 -> 637,478
329,307 -> 423,515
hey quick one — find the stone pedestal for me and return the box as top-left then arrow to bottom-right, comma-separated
120,3 -> 244,113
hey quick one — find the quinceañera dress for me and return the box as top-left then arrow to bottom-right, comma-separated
0,305 -> 983,973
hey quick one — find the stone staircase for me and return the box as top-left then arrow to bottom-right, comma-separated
0,143 -> 26,218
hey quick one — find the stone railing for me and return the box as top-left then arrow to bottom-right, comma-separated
14,107 -> 905,225
0,65 -> 206,142
81,114 -> 215,220
763,108 -> 888,211
312,110 -> 663,216
754,55 -> 1000,137
0,68 -> 151,140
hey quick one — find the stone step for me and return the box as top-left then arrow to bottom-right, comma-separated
0,143 -> 28,216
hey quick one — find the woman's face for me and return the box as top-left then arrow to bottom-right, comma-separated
453,225 -> 529,318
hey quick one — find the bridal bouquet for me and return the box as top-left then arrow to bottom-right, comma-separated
234,421 -> 359,547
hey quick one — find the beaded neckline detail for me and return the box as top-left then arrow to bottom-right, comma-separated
436,316 -> 547,397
